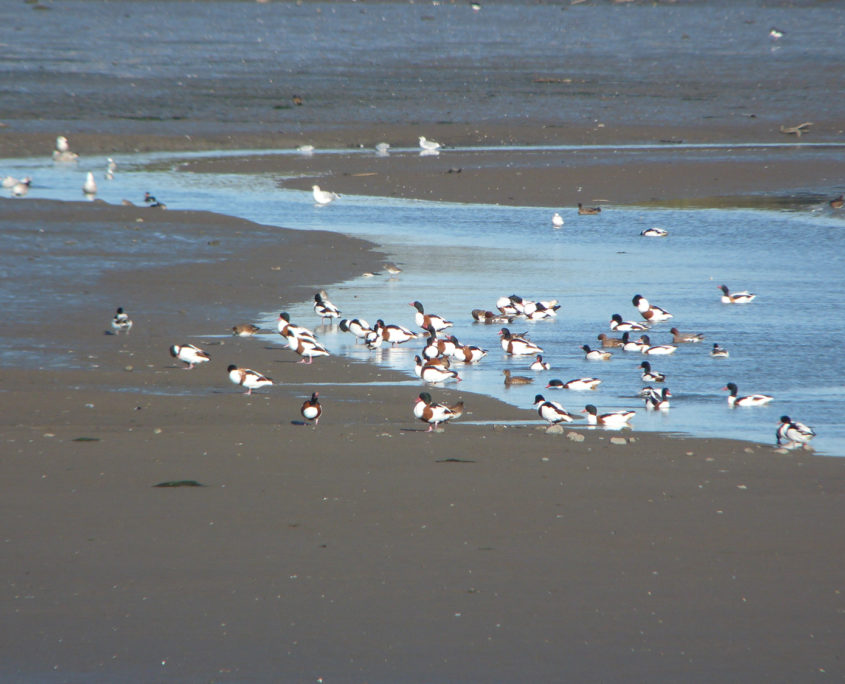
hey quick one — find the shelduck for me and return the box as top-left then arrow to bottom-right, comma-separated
582,345 -> 612,361
314,290 -> 341,323
111,307 -> 133,335
610,314 -> 648,332
301,392 -> 322,426
529,355 -> 551,371
632,294 -> 673,322
710,343 -> 730,358
414,392 -> 462,432
582,404 -> 635,428
639,361 -> 666,383
546,377 -> 602,391
723,382 -> 773,407
499,328 -> 543,356
411,301 -> 452,332
639,334 -> 677,355
776,416 -> 815,447
719,285 -> 756,304
169,343 -> 210,369
533,395 -> 578,425
227,365 -> 273,395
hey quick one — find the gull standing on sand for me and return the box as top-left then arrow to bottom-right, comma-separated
418,136 -> 441,154
312,184 -> 339,205
83,171 -> 97,196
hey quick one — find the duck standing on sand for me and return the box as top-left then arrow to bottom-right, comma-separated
301,392 -> 322,426
169,343 -> 210,369
232,323 -> 260,337
227,364 -> 273,395
286,332 -> 330,364
776,415 -> 815,448
111,307 -> 133,335
533,395 -> 578,425
413,392 -> 462,432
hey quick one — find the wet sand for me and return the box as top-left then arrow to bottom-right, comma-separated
2,194 -> 844,682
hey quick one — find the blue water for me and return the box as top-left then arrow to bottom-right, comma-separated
2,149 -> 844,456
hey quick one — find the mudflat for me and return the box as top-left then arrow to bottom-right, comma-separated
2,1 -> 845,681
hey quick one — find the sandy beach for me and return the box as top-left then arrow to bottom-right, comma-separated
3,1 -> 845,681
3,195 -> 844,682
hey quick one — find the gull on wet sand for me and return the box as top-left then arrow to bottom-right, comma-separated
418,136 -> 442,152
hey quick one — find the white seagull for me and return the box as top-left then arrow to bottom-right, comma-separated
312,184 -> 339,205
418,136 -> 442,152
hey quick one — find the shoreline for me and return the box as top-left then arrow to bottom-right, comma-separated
4,169 -> 844,681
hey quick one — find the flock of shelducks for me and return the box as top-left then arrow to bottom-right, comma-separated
103,272 -> 815,447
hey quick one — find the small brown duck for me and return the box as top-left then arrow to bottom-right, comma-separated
597,333 -> 624,348
670,327 -> 705,344
503,369 -> 534,386
232,323 -> 260,337
829,194 -> 843,209
577,202 -> 601,215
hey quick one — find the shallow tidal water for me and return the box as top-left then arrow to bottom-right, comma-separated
2,148 -> 844,457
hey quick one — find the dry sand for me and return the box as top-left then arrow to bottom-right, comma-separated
2,188 -> 844,682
